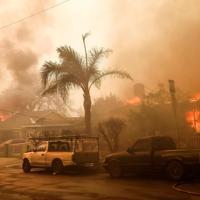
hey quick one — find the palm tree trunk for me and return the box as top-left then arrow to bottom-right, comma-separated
83,88 -> 91,134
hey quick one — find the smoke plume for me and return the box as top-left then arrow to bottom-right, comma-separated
0,0 -> 53,114
104,0 -> 200,97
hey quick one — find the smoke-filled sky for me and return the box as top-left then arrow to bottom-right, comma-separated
0,0 -> 200,114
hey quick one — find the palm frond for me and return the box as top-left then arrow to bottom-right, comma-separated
88,48 -> 112,68
57,46 -> 86,83
41,82 -> 58,96
41,74 -> 77,102
58,73 -> 81,89
82,32 -> 91,41
88,70 -> 102,89
89,70 -> 133,89
57,46 -> 84,68
41,61 -> 60,87
58,73 -> 83,101
86,48 -> 112,87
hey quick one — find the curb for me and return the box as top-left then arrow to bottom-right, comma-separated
173,182 -> 200,196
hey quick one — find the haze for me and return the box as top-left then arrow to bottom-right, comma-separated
0,0 -> 199,114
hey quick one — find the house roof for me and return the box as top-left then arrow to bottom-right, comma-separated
0,111 -> 84,130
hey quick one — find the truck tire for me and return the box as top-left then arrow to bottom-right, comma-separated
52,159 -> 64,175
166,161 -> 184,181
22,159 -> 31,173
108,160 -> 122,178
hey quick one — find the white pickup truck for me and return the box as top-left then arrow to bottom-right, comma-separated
22,136 -> 99,174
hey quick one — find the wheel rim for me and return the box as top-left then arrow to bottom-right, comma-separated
168,162 -> 183,180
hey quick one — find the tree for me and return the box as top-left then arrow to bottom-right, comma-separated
40,33 -> 132,134
92,94 -> 124,122
98,117 -> 125,152
128,105 -> 159,137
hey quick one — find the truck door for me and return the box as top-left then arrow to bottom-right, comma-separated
46,141 -> 74,166
31,142 -> 47,166
130,139 -> 152,171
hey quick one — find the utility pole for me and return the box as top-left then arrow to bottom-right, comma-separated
168,80 -> 180,148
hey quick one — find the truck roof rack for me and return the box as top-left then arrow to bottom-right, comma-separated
29,135 -> 99,141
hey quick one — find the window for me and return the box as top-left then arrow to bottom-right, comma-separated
153,137 -> 176,151
59,143 -> 70,152
48,143 -> 57,152
36,143 -> 46,152
133,139 -> 151,152
48,142 -> 71,152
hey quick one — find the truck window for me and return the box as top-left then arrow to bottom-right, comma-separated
59,143 -> 71,152
133,139 -> 151,152
48,143 -> 57,152
153,137 -> 176,151
36,143 -> 46,152
48,142 -> 71,152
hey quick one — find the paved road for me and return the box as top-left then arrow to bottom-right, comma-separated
0,163 -> 199,200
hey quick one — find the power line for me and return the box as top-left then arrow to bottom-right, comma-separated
0,0 -> 70,31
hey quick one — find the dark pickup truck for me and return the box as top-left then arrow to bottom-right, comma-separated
104,136 -> 200,180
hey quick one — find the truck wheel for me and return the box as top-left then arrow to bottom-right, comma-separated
22,159 -> 31,173
52,160 -> 63,175
108,160 -> 122,178
166,161 -> 184,181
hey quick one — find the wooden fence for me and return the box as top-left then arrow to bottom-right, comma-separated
173,134 -> 200,149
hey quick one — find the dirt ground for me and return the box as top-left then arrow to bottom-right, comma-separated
0,159 -> 199,200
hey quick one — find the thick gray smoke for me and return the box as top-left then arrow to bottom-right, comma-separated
0,0 -> 200,115
0,0 -> 53,114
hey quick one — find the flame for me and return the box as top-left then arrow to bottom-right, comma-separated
190,92 -> 200,102
0,113 -> 10,122
186,92 -> 200,132
186,110 -> 200,132
126,96 -> 141,106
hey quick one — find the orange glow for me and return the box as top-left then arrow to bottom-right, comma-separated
126,96 -> 141,106
186,92 -> 200,132
190,92 -> 200,102
0,113 -> 10,122
186,111 -> 200,132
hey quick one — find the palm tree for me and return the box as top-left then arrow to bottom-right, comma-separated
41,33 -> 132,134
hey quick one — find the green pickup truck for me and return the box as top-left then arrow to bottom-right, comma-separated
104,136 -> 200,180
